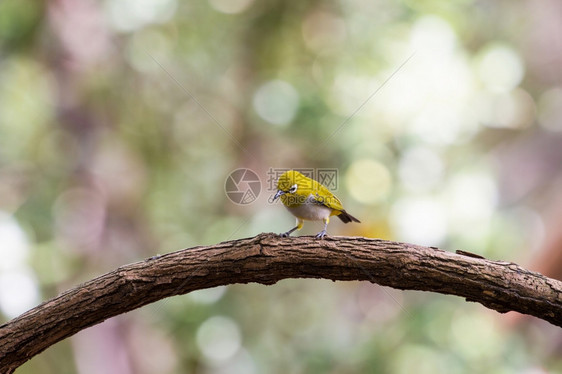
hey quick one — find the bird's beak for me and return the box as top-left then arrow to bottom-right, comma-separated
273,190 -> 285,202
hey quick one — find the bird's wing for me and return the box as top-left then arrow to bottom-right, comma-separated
311,181 -> 344,212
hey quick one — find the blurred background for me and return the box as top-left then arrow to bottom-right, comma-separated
1,0 -> 562,373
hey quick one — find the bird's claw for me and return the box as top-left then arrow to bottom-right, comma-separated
280,232 -> 291,238
315,230 -> 327,239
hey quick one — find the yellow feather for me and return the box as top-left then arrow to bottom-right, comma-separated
277,170 -> 345,212
276,170 -> 360,238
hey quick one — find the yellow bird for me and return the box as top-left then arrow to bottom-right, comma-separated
273,170 -> 360,239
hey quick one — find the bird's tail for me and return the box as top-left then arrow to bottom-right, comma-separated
337,210 -> 361,224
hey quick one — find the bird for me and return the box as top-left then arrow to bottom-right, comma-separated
272,170 -> 360,239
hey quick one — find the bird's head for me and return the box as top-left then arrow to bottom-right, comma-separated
273,170 -> 312,202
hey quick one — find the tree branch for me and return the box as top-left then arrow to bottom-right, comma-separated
1,233 -> 561,372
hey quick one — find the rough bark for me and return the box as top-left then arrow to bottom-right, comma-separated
1,233 -> 561,372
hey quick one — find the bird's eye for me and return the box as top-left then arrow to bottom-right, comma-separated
289,184 -> 297,193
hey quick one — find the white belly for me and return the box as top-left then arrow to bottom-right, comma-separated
284,196 -> 332,221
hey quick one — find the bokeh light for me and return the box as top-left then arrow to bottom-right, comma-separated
0,269 -> 40,318
398,146 -> 444,192
196,316 -> 242,363
476,43 -> 525,93
444,171 -> 498,231
104,0 -> 177,32
0,212 -> 39,318
209,0 -> 254,14
345,159 -> 392,205
3,1 -> 562,372
252,80 -> 300,126
0,212 -> 30,271
390,196 -> 448,246
188,286 -> 228,304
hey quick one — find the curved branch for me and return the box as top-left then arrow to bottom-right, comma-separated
1,233 -> 561,372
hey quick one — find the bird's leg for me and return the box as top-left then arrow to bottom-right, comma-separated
281,218 -> 303,237
280,226 -> 298,237
315,217 -> 329,239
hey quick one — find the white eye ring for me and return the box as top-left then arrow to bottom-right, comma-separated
289,184 -> 298,193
